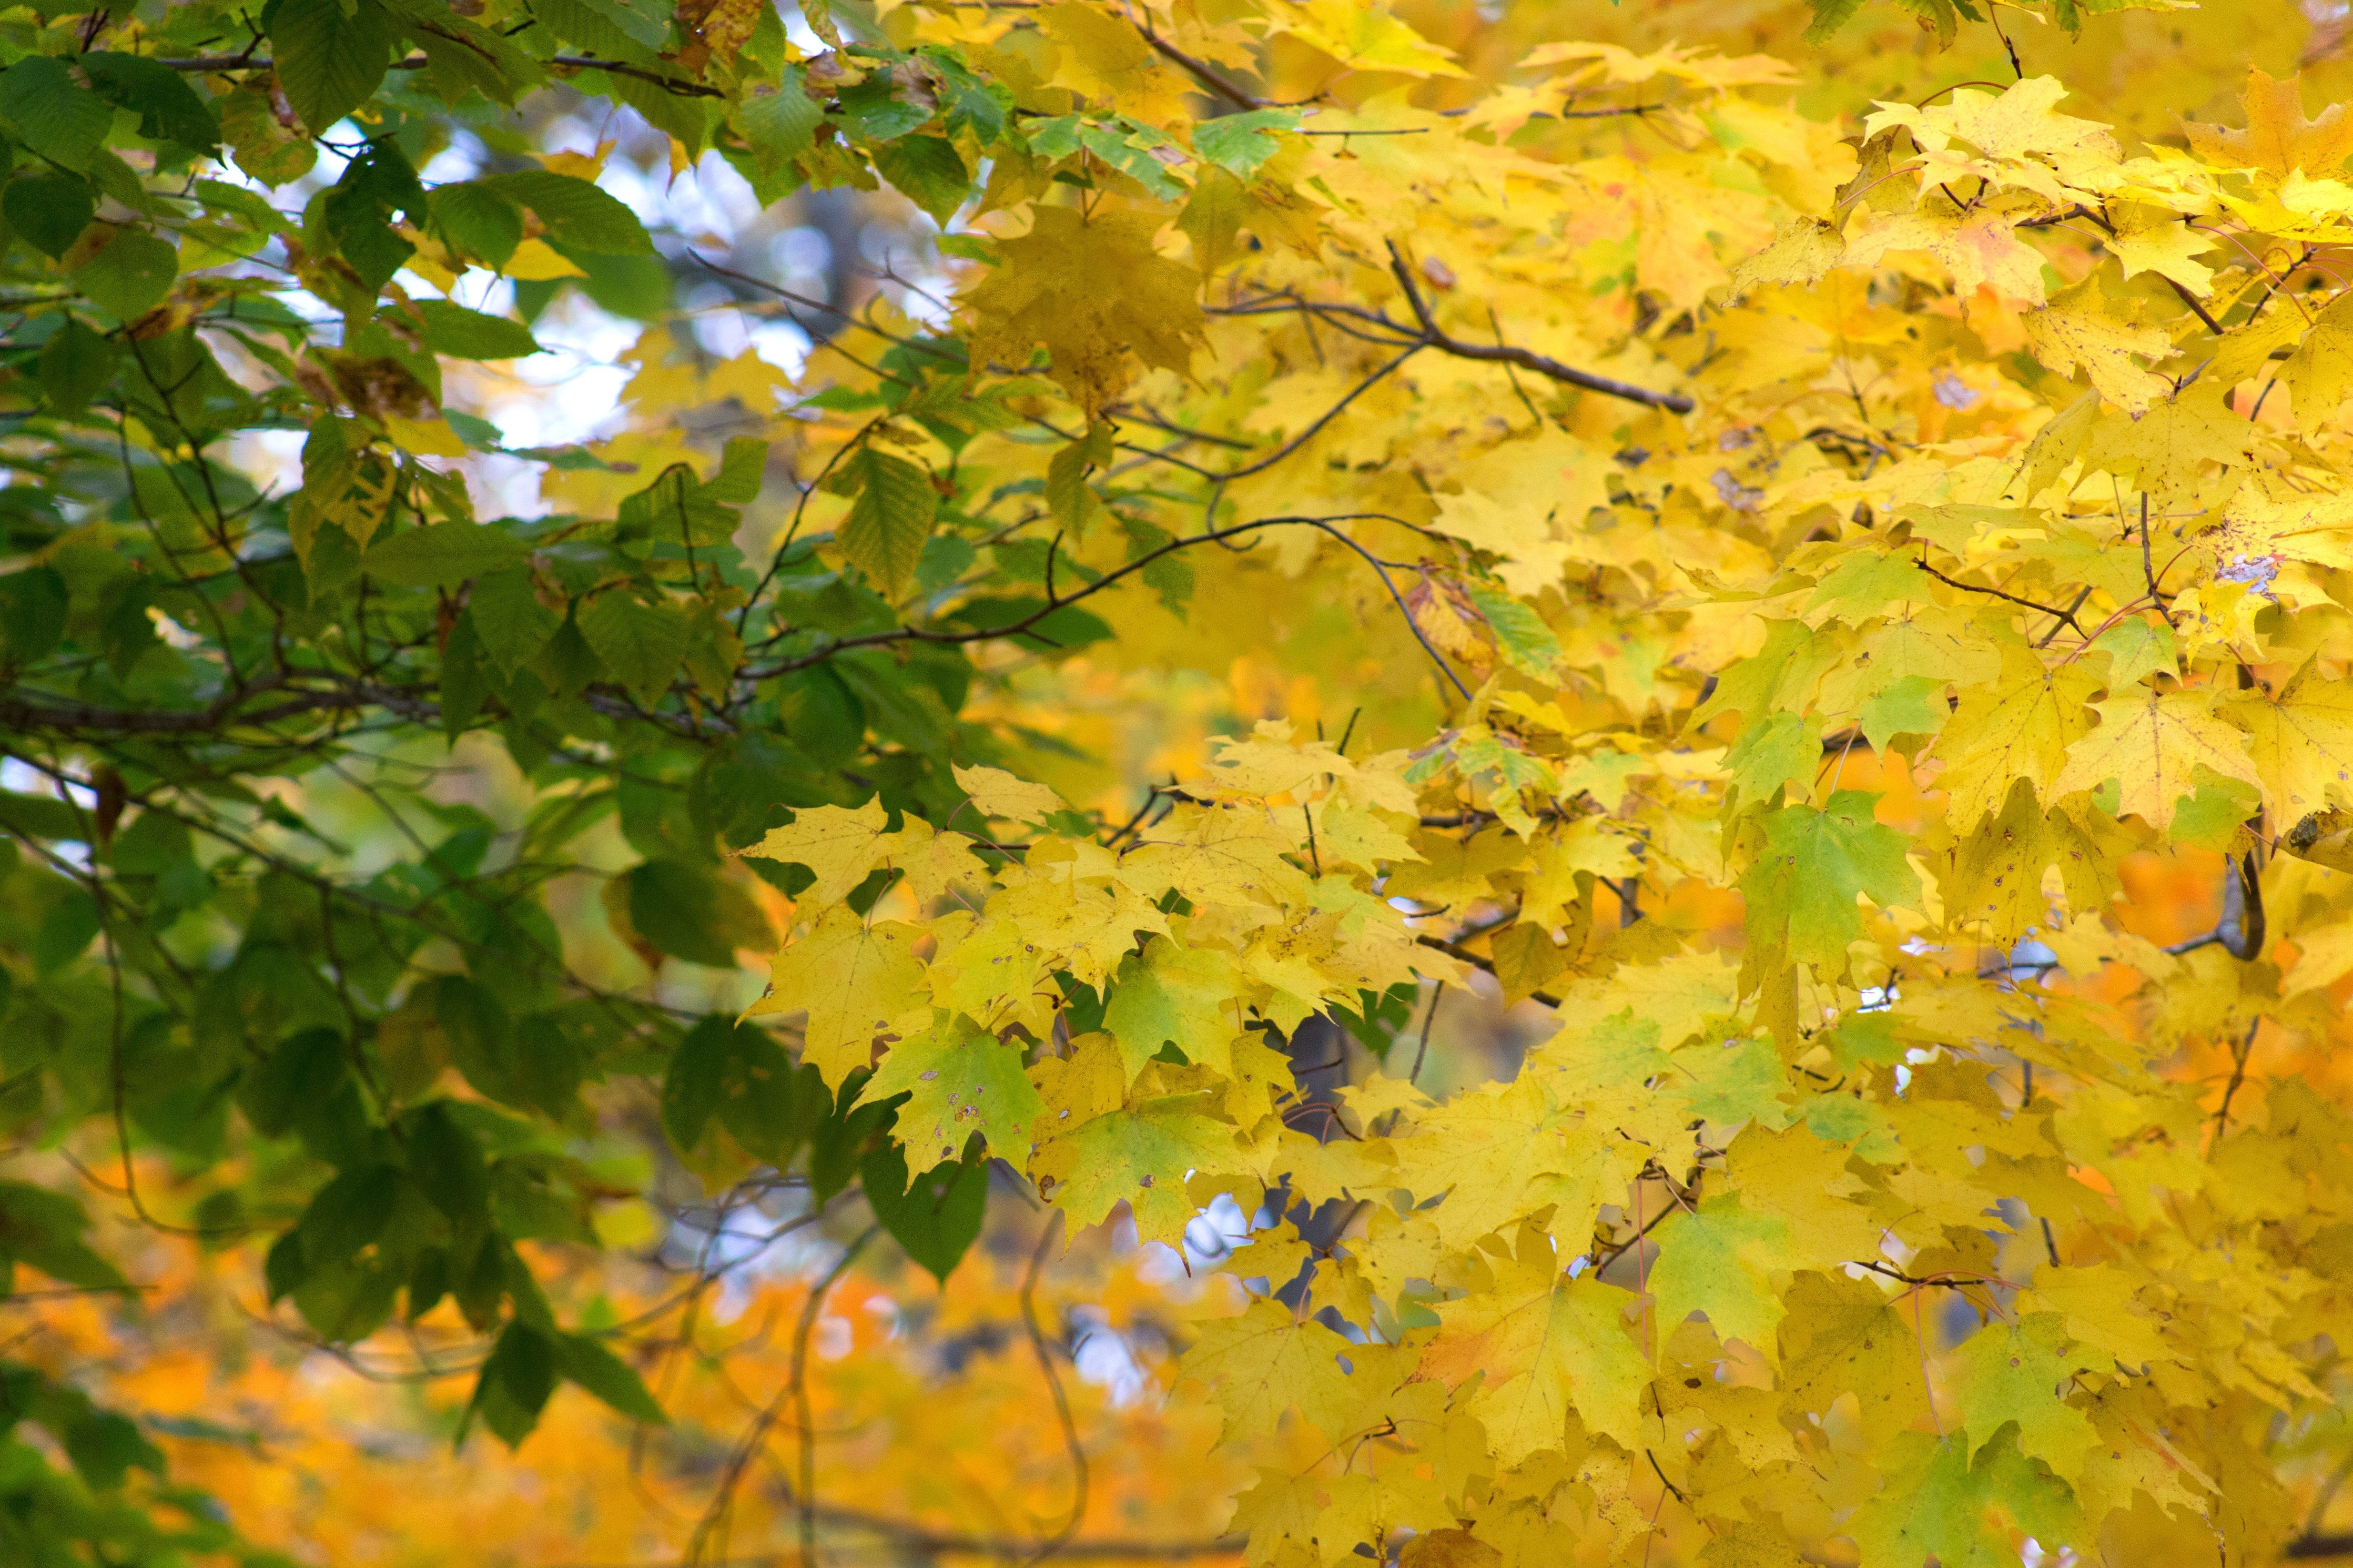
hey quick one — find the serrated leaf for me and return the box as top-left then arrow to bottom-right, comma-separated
578,592 -> 689,698
831,446 -> 938,597
414,301 -> 542,360
861,1020 -> 1043,1166
365,523 -> 527,587
268,0 -> 397,133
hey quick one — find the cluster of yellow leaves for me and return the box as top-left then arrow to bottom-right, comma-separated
731,4 -> 2353,1566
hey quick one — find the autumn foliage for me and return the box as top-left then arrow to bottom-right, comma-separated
7,0 -> 2353,1565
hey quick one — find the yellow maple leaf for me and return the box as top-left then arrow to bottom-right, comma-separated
1936,779 -> 2120,941
2225,660 -> 2353,823
952,763 -> 1063,826
1931,646 -> 2100,829
2110,206 -> 2217,297
2050,688 -> 2260,831
748,907 -> 928,1084
738,799 -> 901,906
1421,1238 -> 1649,1461
2021,277 -> 2174,415
2283,290 -> 2353,439
1844,202 -> 2050,303
1264,0 -> 1468,79
963,205 -> 1204,418
2184,69 -> 2353,179
1727,217 -> 1845,300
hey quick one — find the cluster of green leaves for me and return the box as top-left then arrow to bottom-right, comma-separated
0,0 -> 1225,1539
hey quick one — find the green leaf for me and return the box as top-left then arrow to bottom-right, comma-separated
0,57 -> 116,172
737,73 -> 822,167
660,1015 -> 734,1152
482,171 -> 653,254
38,317 -> 119,419
1034,1093 -> 1236,1243
860,1021 -> 1043,1167
365,522 -> 528,588
413,301 -> 542,361
80,52 -> 221,152
1045,421 -> 1112,534
831,447 -> 938,597
1104,937 -> 1246,1080
554,1332 -> 668,1425
578,592 -> 689,698
1800,0 -> 1870,42
57,1406 -> 163,1488
625,859 -> 767,968
467,1324 -> 557,1447
269,0 -> 398,132
1193,109 -> 1298,177
0,1183 -> 128,1296
72,228 -> 178,321
403,1102 -> 490,1224
1647,1194 -> 1791,1352
428,183 -> 525,270
0,569 -> 67,665
2091,614 -> 2177,688
1845,1430 -> 2083,1568
862,1143 -> 987,1285
941,596 -> 1112,650
838,72 -> 929,142
1738,791 -> 1920,976
1724,711 -> 1818,803
1858,674 -> 1948,751
4,174 -> 95,260
468,565 -> 560,672
1945,1313 -> 2101,1476
1466,583 -> 1562,679
872,136 -> 972,227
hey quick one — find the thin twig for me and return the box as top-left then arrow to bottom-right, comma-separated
1018,1212 -> 1087,1567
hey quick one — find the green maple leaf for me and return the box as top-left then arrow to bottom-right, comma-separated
1945,1312 -> 2102,1480
1034,1093 -> 1235,1246
1739,791 -> 1921,977
1648,1194 -> 1791,1355
1846,1429 -> 2084,1568
862,1019 -> 1044,1168
1103,937 -> 1249,1080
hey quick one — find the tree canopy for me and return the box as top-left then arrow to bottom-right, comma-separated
1,0 -> 2353,1565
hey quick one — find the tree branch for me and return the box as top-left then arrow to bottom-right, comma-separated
1385,242 -> 1695,414
155,52 -> 723,98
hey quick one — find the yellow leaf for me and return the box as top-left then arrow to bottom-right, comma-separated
2224,660 -> 2353,823
2284,290 -> 2353,439
1726,217 -> 1845,300
952,763 -> 1063,825
2283,921 -> 2353,997
1931,645 -> 2100,829
381,415 -> 466,458
2049,688 -> 2260,831
1265,0 -> 1469,79
749,907 -> 928,1085
737,799 -> 898,906
2110,206 -> 2218,296
963,205 -> 1204,418
1422,1238 -> 1649,1460
2184,68 -> 2353,180
2021,277 -> 2173,415
503,237 -> 587,280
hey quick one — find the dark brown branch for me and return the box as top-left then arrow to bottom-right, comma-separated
1135,28 -> 1263,111
747,511 -> 1476,700
155,52 -> 723,98
2290,1536 -> 2353,1558
1383,242 -> 1695,413
1915,552 -> 2084,633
